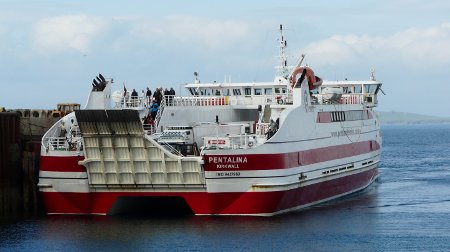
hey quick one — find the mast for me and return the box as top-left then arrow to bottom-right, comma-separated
275,24 -> 289,77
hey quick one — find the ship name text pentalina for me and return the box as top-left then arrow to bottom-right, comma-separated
208,156 -> 248,169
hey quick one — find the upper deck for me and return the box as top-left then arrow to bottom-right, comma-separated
177,77 -> 383,108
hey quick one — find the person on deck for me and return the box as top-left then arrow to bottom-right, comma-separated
154,88 -> 163,105
150,101 -> 159,120
169,87 -> 175,105
131,89 -> 138,106
164,88 -> 169,105
146,87 -> 152,105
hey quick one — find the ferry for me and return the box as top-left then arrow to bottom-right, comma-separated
38,26 -> 382,216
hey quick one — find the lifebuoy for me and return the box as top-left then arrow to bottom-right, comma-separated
277,99 -> 284,105
248,141 -> 254,147
290,66 -> 322,90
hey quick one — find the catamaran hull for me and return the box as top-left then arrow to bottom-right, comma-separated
40,165 -> 377,216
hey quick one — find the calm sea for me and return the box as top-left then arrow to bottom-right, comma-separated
1,123 -> 450,251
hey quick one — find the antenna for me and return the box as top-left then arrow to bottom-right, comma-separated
194,72 -> 200,84
370,68 -> 376,81
275,24 -> 289,77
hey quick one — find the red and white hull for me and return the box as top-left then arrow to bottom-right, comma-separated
39,137 -> 381,215
41,166 -> 377,216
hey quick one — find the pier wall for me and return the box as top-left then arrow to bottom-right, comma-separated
0,113 -> 22,220
0,112 -> 49,221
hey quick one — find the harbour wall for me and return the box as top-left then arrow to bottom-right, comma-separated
0,110 -> 58,221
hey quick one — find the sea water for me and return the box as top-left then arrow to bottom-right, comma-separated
1,123 -> 450,251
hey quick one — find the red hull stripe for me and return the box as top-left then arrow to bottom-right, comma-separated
40,156 -> 86,172
204,140 -> 380,171
41,167 -> 378,215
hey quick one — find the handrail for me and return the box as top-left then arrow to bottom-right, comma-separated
143,123 -> 155,135
158,140 -> 184,156
155,94 -> 166,128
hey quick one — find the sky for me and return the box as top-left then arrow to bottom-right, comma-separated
1,0 -> 450,116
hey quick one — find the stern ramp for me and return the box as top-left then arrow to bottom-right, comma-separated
76,110 -> 205,189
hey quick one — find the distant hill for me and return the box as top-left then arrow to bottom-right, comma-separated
378,111 -> 450,124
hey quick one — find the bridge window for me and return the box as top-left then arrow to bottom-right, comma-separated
224,89 -> 230,96
254,88 -> 262,95
244,88 -> 251,96
264,88 -> 273,95
233,89 -> 241,96
275,87 -> 281,94
364,84 -> 378,94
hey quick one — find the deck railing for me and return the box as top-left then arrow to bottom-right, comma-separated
313,94 -> 364,105
44,136 -> 83,152
166,94 -> 292,107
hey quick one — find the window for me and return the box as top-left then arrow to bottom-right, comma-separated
364,84 -> 378,94
354,85 -> 362,93
215,90 -> 221,96
233,89 -> 242,95
244,88 -> 251,96
282,88 -> 287,94
254,88 -> 262,95
264,88 -> 273,95
224,89 -> 230,96
275,87 -> 281,94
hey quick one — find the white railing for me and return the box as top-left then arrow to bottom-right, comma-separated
314,94 -> 363,105
115,95 -> 150,108
143,123 -> 155,135
154,95 -> 166,127
158,140 -> 184,156
340,94 -> 363,104
203,134 -> 267,150
256,123 -> 270,136
167,94 -> 292,107
169,96 -> 229,107
44,136 -> 83,152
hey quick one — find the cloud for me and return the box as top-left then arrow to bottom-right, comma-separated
30,14 -> 251,55
128,15 -> 250,50
32,14 -> 109,54
302,23 -> 450,69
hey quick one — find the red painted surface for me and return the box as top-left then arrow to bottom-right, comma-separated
316,112 -> 332,123
203,140 -> 380,171
40,155 -> 86,172
41,167 -> 378,215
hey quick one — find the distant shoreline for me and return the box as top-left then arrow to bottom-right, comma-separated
378,111 -> 450,124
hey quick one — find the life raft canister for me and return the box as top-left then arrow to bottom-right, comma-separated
290,66 -> 322,90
